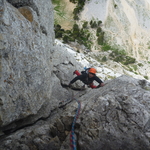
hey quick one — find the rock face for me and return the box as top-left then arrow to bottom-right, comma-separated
1,0 -> 150,150
0,76 -> 150,150
104,0 -> 150,60
0,0 -> 55,131
76,76 -> 150,150
80,0 -> 150,60
0,0 -> 82,136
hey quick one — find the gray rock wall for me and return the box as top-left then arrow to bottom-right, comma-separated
0,0 -> 54,131
0,0 -> 82,136
75,75 -> 150,150
0,76 -> 150,150
1,0 -> 150,150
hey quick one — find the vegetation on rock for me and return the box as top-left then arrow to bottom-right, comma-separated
54,19 -> 103,49
53,0 -> 139,71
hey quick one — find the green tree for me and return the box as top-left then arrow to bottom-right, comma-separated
98,20 -> 102,26
73,8 -> 80,15
55,24 -> 61,30
82,21 -> 88,28
72,31 -> 80,38
70,0 -> 76,3
63,35 -> 69,43
54,24 -> 64,38
90,20 -> 93,25
65,30 -> 71,34
78,0 -> 85,3
73,24 -> 79,32
73,15 -> 79,20
91,21 -> 97,28
55,31 -> 63,38
87,33 -> 90,39
97,33 -> 104,45
96,27 -> 102,36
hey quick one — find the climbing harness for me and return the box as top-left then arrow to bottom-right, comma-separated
70,98 -> 81,150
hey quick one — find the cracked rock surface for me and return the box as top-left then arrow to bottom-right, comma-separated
1,76 -> 150,150
1,0 -> 150,150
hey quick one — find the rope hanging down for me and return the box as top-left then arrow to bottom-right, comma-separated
70,98 -> 81,150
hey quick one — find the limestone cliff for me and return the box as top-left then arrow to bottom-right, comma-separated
0,0 -> 55,131
0,0 -> 150,150
80,0 -> 150,60
0,0 -> 82,134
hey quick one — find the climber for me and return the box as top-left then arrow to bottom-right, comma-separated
69,68 -> 104,89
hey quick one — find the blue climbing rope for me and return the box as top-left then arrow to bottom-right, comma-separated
59,85 -> 83,149
70,98 -> 81,150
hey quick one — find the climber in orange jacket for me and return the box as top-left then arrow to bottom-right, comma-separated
69,68 -> 104,89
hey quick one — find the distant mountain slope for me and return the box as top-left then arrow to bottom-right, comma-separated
80,0 -> 150,61
53,0 -> 150,81
52,0 -> 76,30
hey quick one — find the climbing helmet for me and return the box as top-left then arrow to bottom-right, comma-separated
88,68 -> 96,74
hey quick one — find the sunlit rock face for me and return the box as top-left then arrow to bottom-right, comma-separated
80,0 -> 150,60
